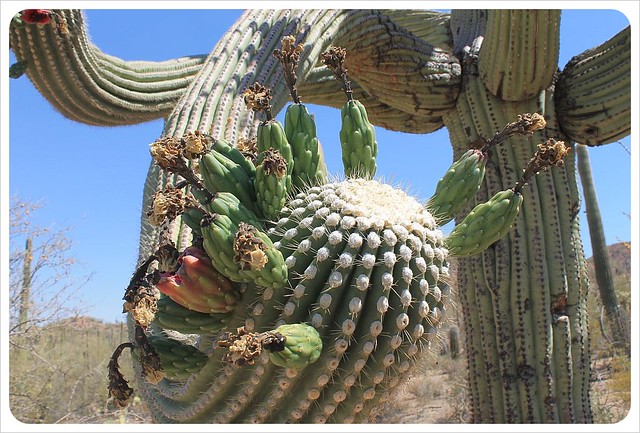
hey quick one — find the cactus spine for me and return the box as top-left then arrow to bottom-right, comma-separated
10,8 -> 630,424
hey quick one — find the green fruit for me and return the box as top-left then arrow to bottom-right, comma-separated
211,138 -> 256,179
255,148 -> 289,221
199,149 -> 258,215
284,103 -> 328,190
427,148 -> 487,225
339,99 -> 377,178
267,323 -> 323,370
145,334 -> 209,381
445,188 -> 523,257
154,296 -> 231,334
205,191 -> 264,230
257,119 -> 294,193
201,215 -> 288,288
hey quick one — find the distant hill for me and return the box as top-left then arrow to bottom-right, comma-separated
585,241 -> 631,286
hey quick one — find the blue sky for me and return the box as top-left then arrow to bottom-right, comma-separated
5,7 -> 635,323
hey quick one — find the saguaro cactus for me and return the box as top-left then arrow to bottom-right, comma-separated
10,9 -> 630,424
576,144 -> 630,351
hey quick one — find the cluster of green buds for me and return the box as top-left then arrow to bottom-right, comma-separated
108,36 -> 569,421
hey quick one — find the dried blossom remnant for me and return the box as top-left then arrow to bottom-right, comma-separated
107,342 -> 135,409
150,136 -> 184,170
261,331 -> 287,352
260,148 -> 287,178
218,327 -> 287,367
514,138 -> 570,193
321,46 -> 347,73
243,83 -> 273,118
274,35 -> 304,103
148,187 -> 187,226
533,138 -> 570,168
519,113 -> 547,133
123,283 -> 160,328
218,326 -> 276,367
321,46 -> 353,101
155,243 -> 181,274
218,327 -> 265,366
237,137 -> 258,164
233,223 -> 268,270
480,112 -> 548,152
182,131 -> 210,160
135,325 -> 164,385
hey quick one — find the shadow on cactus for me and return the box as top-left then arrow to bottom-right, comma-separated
107,38 -> 569,423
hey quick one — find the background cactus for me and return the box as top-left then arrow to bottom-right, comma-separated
576,144 -> 630,351
9,8 -> 630,424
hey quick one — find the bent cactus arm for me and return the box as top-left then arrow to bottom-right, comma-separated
9,9 -> 208,125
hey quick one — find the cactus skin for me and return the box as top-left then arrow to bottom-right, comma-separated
11,8 -> 630,425
267,324 -> 322,369
426,149 -> 487,225
9,60 -> 28,79
339,100 -> 378,178
445,189 -> 523,257
284,103 -> 328,190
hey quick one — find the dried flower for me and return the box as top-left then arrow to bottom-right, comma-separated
135,325 -> 164,384
273,35 -> 304,103
107,342 -> 135,409
148,187 -> 186,226
321,46 -> 353,101
259,148 -> 287,178
236,137 -> 258,164
182,131 -> 210,160
243,83 -> 273,118
150,137 -> 184,170
233,223 -> 268,271
514,138 -> 570,192
218,327 -> 265,367
123,283 -> 160,328
20,9 -> 52,25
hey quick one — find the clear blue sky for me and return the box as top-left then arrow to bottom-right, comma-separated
5,7 -> 634,323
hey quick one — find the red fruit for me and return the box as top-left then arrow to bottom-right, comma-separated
20,9 -> 53,25
156,247 -> 239,314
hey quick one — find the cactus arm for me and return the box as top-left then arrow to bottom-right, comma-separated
9,10 -> 208,126
478,10 -> 560,101
576,144 -> 629,348
556,26 -> 631,145
380,9 -> 454,52
336,11 -> 460,120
